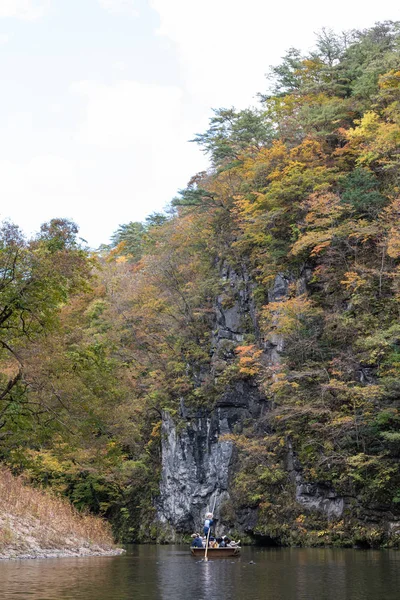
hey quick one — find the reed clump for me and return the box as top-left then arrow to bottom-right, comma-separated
0,466 -> 115,555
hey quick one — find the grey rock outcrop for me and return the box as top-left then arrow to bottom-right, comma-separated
268,273 -> 290,302
287,440 -> 345,519
157,410 -> 232,535
212,263 -> 257,346
157,380 -> 267,537
295,480 -> 345,519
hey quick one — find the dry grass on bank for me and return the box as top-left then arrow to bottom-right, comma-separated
0,466 -> 117,557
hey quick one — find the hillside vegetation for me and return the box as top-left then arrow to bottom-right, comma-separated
0,22 -> 399,547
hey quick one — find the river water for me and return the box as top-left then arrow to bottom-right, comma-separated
0,545 -> 399,600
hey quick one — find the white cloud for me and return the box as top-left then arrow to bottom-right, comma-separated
65,78 -> 207,242
113,61 -> 126,72
70,79 -> 185,150
0,0 -> 50,20
49,102 -> 62,114
0,155 -> 88,236
0,33 -> 11,44
98,0 -> 139,17
150,0 -> 283,108
150,0 -> 398,109
0,79 -> 208,247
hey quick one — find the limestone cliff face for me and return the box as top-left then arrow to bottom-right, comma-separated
157,409 -> 232,535
156,380 -> 267,537
155,266 -> 346,540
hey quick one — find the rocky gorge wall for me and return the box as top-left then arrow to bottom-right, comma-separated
156,381 -> 265,538
154,265 -> 399,545
156,262 -> 268,538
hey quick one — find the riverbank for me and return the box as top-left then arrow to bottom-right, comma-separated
0,467 -> 123,560
0,541 -> 125,560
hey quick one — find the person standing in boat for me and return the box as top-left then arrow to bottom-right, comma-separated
203,512 -> 214,537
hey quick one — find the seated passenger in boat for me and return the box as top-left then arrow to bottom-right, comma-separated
216,537 -> 225,547
222,536 -> 240,547
191,533 -> 203,548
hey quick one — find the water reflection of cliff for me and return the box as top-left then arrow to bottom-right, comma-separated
155,546 -> 302,600
156,547 -> 400,600
156,546 -> 246,600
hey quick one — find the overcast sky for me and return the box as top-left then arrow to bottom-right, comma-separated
0,0 -> 397,247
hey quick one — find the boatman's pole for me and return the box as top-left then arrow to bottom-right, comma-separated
204,495 -> 217,562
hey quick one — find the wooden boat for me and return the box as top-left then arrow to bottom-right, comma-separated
190,546 -> 241,558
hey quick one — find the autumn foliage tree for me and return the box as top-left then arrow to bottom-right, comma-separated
0,219 -> 91,436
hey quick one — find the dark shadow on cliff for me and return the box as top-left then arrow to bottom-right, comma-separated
252,534 -> 280,547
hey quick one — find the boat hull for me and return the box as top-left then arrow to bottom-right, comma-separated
190,547 -> 240,558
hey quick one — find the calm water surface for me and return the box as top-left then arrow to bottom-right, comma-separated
0,546 -> 399,600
